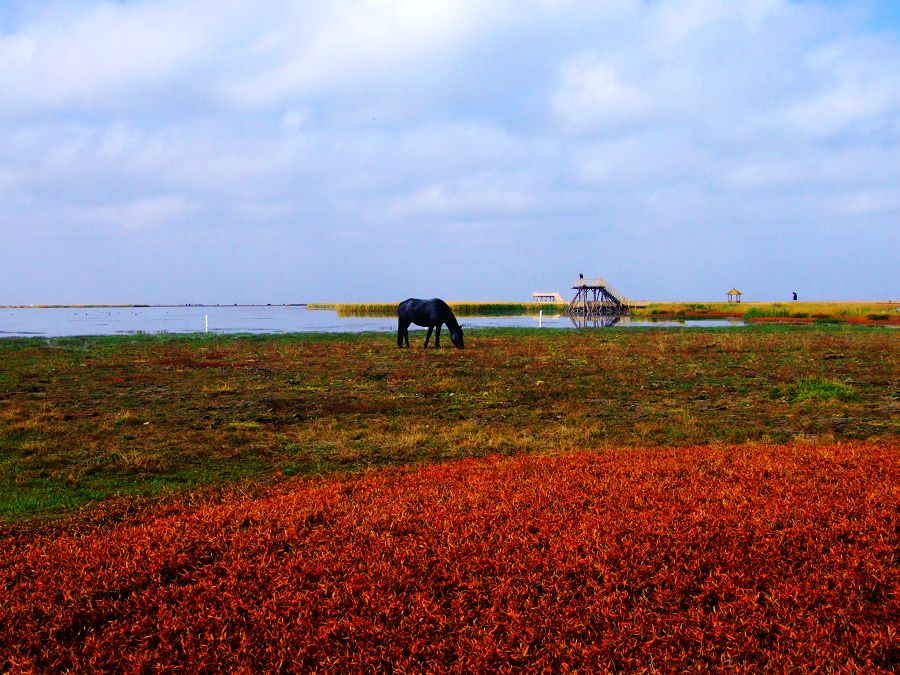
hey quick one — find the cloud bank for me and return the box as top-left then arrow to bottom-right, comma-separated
1,0 -> 898,303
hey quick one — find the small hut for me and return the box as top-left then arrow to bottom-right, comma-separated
727,288 -> 743,304
532,292 -> 564,303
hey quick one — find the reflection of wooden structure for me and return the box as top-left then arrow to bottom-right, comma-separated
532,292 -> 564,303
727,288 -> 743,303
567,275 -> 627,316
569,313 -> 621,328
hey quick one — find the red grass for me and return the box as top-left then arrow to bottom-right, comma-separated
2,442 -> 897,672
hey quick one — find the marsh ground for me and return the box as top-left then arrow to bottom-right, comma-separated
1,325 -> 897,520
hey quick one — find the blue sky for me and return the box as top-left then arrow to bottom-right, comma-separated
1,0 -> 898,304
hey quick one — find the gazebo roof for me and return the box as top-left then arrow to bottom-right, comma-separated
727,288 -> 743,295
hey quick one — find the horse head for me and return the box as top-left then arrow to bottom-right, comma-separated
450,325 -> 465,349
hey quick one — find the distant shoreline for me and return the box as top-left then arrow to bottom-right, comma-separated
0,303 -> 309,309
311,300 -> 899,324
2,300 -> 895,310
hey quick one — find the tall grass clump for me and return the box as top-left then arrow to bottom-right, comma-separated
774,377 -> 859,403
744,305 -> 792,319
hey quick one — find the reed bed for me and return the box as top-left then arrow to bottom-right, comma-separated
309,301 -> 898,321
633,301 -> 898,320
310,302 -> 568,317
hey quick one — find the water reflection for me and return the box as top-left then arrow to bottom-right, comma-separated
568,315 -> 747,329
0,305 -> 745,338
569,314 -> 622,328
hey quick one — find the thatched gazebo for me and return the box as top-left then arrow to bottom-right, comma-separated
727,288 -> 743,303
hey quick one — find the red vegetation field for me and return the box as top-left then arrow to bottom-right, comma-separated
2,441 -> 897,672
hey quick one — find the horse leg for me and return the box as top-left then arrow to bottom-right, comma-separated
424,326 -> 433,348
398,319 -> 411,348
434,324 -> 442,348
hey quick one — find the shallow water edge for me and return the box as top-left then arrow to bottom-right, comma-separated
0,305 -> 747,338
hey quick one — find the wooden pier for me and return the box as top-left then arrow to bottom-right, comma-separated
566,276 -> 628,316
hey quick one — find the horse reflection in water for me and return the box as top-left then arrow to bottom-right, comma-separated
397,298 -> 464,349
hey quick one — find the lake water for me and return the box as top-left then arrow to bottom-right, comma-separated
0,305 -> 745,338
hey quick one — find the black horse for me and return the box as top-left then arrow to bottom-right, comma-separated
397,298 -> 464,349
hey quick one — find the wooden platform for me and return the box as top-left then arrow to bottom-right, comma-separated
567,277 -> 629,316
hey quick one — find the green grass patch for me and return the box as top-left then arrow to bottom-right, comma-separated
773,377 -> 859,403
1,326 -> 896,520
744,305 -> 791,318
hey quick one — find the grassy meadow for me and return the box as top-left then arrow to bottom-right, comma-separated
1,324 -> 898,670
1,325 -> 897,520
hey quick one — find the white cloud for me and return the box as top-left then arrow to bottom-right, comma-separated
390,174 -> 535,220
574,134 -> 711,186
0,169 -> 15,194
646,0 -> 733,47
552,56 -> 650,130
0,1 -> 228,113
727,156 -> 808,189
781,38 -> 900,137
69,194 -> 193,232
727,144 -> 900,191
0,0 -> 898,302
839,189 -> 900,216
281,109 -> 310,132
222,0 -> 503,109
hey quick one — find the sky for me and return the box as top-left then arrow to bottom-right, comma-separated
1,0 -> 898,304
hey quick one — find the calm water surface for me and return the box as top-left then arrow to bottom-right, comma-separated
0,305 -> 744,338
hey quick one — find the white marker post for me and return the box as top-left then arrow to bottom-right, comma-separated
205,314 -> 208,333
539,309 -> 543,328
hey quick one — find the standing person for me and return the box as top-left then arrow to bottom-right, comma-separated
792,291 -> 798,301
